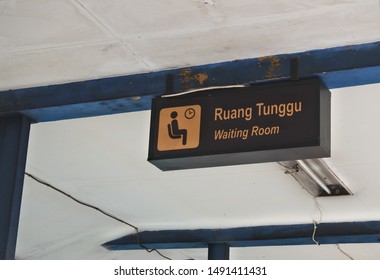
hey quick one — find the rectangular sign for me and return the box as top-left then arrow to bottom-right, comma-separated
148,78 -> 330,171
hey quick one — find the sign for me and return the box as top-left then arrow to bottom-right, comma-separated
148,78 -> 330,171
157,105 -> 201,151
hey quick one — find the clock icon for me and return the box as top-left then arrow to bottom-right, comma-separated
184,108 -> 196,119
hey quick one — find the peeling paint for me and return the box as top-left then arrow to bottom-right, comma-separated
179,68 -> 209,88
258,56 -> 282,79
179,68 -> 193,89
194,73 -> 209,85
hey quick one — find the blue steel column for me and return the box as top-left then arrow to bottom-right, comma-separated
0,115 -> 31,259
208,243 -> 230,260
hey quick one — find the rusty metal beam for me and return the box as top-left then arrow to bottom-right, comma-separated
0,41 -> 379,122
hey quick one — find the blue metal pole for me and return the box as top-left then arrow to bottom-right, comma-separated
208,243 -> 230,260
0,115 -> 31,259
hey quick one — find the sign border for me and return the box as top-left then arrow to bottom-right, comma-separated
148,78 -> 330,171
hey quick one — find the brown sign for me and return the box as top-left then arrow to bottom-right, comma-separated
157,105 -> 201,151
148,78 -> 331,171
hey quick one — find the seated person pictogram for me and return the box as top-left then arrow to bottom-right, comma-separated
167,111 -> 187,145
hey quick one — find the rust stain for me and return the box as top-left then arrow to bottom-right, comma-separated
179,68 -> 209,88
257,56 -> 281,79
258,56 -> 268,62
179,68 -> 194,89
194,73 -> 209,86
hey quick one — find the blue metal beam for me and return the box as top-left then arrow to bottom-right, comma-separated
0,115 -> 31,259
208,243 -> 230,260
0,41 -> 379,122
102,221 -> 380,251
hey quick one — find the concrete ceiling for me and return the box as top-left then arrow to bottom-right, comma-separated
1,0 -> 380,259
1,0 -> 379,90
